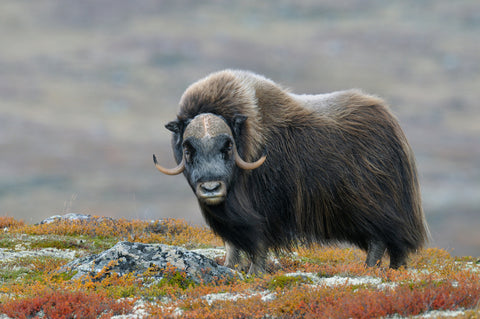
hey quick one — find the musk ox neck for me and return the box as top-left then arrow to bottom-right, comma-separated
199,196 -> 265,257
198,171 -> 301,255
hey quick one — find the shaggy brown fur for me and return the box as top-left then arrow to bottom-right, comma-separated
163,69 -> 429,271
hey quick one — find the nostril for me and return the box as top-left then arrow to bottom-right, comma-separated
201,182 -> 221,192
196,181 -> 227,204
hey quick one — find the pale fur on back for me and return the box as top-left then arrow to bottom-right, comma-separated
291,90 -> 387,114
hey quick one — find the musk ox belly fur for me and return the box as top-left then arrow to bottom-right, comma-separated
154,69 -> 429,272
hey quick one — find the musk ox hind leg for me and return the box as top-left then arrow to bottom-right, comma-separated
366,240 -> 387,267
388,247 -> 408,269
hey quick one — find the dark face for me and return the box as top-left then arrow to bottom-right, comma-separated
182,134 -> 236,205
154,113 -> 266,205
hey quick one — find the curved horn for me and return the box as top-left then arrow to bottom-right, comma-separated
233,146 -> 266,170
153,154 -> 185,175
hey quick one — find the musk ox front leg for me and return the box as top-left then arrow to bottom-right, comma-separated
224,241 -> 267,275
224,241 -> 242,269
248,254 -> 267,275
247,243 -> 267,275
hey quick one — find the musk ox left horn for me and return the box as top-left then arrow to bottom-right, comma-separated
234,145 -> 266,170
153,154 -> 185,175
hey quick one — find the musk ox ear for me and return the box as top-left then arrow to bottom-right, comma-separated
231,115 -> 248,140
165,120 -> 185,154
165,120 -> 182,134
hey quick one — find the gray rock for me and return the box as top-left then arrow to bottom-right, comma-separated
38,213 -> 93,224
58,241 -> 238,284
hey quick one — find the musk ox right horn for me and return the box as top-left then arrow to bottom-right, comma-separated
233,145 -> 266,170
153,154 -> 185,175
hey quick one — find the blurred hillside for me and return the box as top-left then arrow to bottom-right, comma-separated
0,0 -> 479,256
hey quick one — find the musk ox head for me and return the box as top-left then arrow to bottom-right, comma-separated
154,113 -> 266,205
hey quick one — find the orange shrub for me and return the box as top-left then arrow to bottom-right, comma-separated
0,216 -> 25,229
15,216 -> 221,248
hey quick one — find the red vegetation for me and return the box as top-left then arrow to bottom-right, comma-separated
0,290 -> 133,319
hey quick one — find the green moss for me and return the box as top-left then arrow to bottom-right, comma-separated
268,275 -> 313,290
0,255 -> 72,286
0,237 -> 17,249
29,238 -> 87,250
161,272 -> 197,290
0,268 -> 27,282
0,235 -> 20,249
51,270 -> 78,282
108,285 -> 138,299
141,283 -> 169,301
31,235 -> 117,254
317,271 -> 332,278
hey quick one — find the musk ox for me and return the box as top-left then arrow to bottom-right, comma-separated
154,70 -> 429,274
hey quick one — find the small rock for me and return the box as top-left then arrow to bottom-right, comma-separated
58,241 -> 238,284
38,213 -> 93,225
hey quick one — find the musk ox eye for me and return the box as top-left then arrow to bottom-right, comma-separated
222,140 -> 233,160
184,146 -> 194,163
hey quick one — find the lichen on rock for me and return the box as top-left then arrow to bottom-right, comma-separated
58,241 -> 238,284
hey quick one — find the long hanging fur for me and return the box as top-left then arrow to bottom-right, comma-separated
172,69 -> 429,266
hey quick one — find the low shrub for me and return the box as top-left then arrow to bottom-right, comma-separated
0,216 -> 24,229
0,290 -> 133,319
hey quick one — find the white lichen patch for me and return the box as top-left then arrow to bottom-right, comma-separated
202,290 -> 277,305
0,247 -> 77,262
283,272 -> 397,289
191,248 -> 226,260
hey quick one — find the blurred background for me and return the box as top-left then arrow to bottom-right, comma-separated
0,0 -> 479,256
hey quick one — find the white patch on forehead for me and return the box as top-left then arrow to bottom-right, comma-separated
202,115 -> 211,138
183,113 -> 232,140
